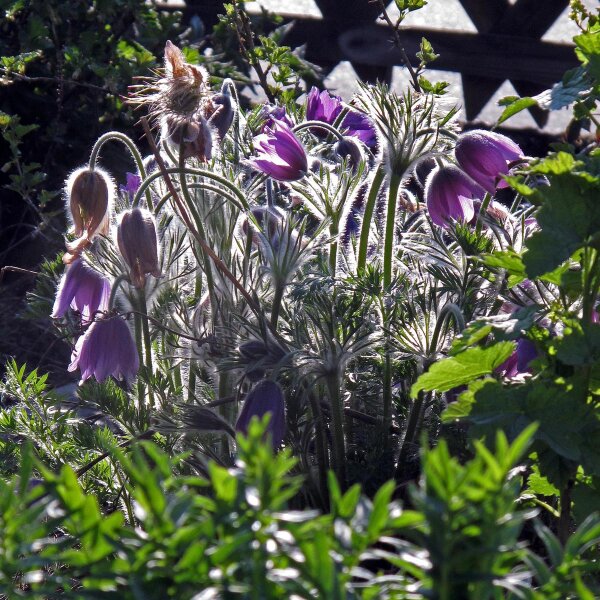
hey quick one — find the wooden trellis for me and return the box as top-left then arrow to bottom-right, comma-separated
171,0 -> 579,126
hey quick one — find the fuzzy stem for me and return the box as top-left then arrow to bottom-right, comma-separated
292,120 -> 345,141
132,297 -> 145,408
383,172 -> 402,288
558,480 -> 573,545
326,372 -> 347,489
138,288 -> 155,409
88,131 -> 153,210
329,221 -> 339,277
270,283 -> 284,329
395,391 -> 426,480
357,166 -> 385,271
308,390 -> 330,511
382,350 -> 393,450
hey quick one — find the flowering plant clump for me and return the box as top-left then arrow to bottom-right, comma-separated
4,2 -> 600,595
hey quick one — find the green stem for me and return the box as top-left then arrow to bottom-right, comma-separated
475,192 -> 493,236
138,289 -> 155,409
382,351 -> 392,450
133,297 -> 145,408
383,172 -> 402,288
132,166 -> 247,211
292,120 -> 344,141
357,166 -> 385,271
326,373 -> 347,489
395,391 -> 427,481
329,221 -> 339,277
270,283 -> 284,329
88,131 -> 153,210
187,364 -> 197,403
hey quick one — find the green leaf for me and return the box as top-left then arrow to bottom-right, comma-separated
411,342 -> 514,397
554,324 -> 600,366
533,67 -> 593,111
497,97 -> 538,125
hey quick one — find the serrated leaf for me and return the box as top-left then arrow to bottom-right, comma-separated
411,342 -> 514,397
497,97 -> 538,125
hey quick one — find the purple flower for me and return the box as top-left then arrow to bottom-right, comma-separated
236,380 -> 285,448
120,173 -> 142,201
248,120 -> 308,182
455,130 -> 524,194
69,316 -> 139,384
497,338 -> 537,378
305,87 -> 377,148
425,165 -> 484,228
52,258 -> 110,323
261,104 -> 294,129
117,208 -> 161,289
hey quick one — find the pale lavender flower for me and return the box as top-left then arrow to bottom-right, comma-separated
236,380 -> 285,448
69,316 -> 139,384
455,130 -> 524,193
52,258 -> 110,323
425,165 -> 484,228
248,120 -> 308,182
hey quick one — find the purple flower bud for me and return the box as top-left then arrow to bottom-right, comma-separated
334,136 -> 364,172
455,130 -> 524,194
260,104 -> 294,129
52,258 -> 111,323
248,120 -> 308,182
64,167 -> 113,263
235,380 -> 286,448
497,338 -> 537,378
341,110 -> 377,149
206,87 -> 235,140
117,208 -> 161,289
69,315 -> 139,384
425,165 -> 484,228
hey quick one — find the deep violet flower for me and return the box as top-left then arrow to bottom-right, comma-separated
455,129 -> 524,194
305,87 -> 377,148
236,380 -> 285,448
69,316 -> 139,384
261,104 -> 294,129
52,258 -> 110,323
248,120 -> 308,181
497,338 -> 538,378
425,165 -> 484,228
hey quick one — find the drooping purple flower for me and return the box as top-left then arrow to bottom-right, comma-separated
235,380 -> 285,448
455,130 -> 524,194
117,208 -> 161,289
425,165 -> 484,228
69,316 -> 139,384
120,173 -> 142,201
248,120 -> 308,182
305,87 -> 377,148
52,258 -> 110,323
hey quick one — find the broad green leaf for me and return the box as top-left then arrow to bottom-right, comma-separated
411,342 -> 514,397
497,97 -> 538,125
554,324 -> 600,366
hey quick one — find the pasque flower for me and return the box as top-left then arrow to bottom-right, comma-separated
236,380 -> 285,448
455,129 -> 524,193
69,315 -> 139,384
64,167 -> 113,262
305,87 -> 377,148
52,258 -> 110,323
117,208 -> 161,289
497,338 -> 538,379
425,165 -> 484,227
248,120 -> 308,181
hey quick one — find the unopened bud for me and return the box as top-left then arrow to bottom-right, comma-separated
334,136 -> 364,172
206,82 -> 235,140
242,206 -> 284,247
64,167 -> 113,263
117,208 -> 161,288
163,113 -> 213,162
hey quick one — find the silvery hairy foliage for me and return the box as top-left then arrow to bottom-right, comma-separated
47,42 -> 534,501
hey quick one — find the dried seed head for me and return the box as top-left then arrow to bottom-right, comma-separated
117,208 -> 161,289
64,166 -> 113,263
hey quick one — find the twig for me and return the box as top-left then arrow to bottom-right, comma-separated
0,266 -> 39,285
1,70 -> 118,96
374,0 -> 421,92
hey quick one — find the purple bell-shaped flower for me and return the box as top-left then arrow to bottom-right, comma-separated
236,380 -> 286,448
69,315 -> 139,384
52,258 -> 111,324
248,120 -> 308,182
425,165 -> 484,228
455,129 -> 524,194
